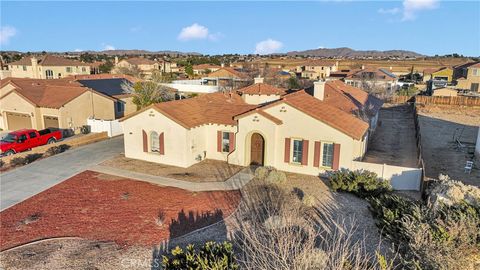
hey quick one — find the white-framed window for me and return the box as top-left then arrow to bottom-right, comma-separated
82,67 -> 86,72
116,101 -> 124,112
322,143 -> 334,168
66,67 -> 72,73
292,139 -> 303,164
150,131 -> 159,152
222,132 -> 230,152
45,70 -> 54,79
22,65 -> 27,71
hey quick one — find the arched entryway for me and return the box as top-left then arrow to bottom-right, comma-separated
250,133 -> 265,166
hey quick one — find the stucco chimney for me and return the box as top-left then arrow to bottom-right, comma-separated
313,80 -> 325,101
221,63 -> 225,68
254,77 -> 264,84
31,57 -> 39,78
361,65 -> 365,70
114,56 -> 119,65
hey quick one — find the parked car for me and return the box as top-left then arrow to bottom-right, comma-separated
0,128 -> 63,156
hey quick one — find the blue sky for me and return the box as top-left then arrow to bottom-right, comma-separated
1,1 -> 479,56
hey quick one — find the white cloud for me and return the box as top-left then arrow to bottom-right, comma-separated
102,44 -> 115,51
0,26 -> 17,45
402,0 -> 439,21
254,39 -> 283,55
178,23 -> 209,41
378,7 -> 400,15
74,49 -> 83,52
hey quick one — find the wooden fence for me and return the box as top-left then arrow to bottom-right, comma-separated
415,95 -> 480,106
388,95 -> 480,106
412,103 -> 429,197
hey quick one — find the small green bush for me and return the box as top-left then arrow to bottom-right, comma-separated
46,144 -> 71,156
302,195 -> 316,207
329,169 -> 392,198
254,166 -> 270,180
162,241 -> 238,270
25,153 -> 43,164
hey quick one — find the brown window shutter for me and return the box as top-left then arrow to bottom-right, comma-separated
284,138 -> 291,163
159,132 -> 165,155
217,131 -> 222,152
229,132 -> 235,153
333,143 -> 341,170
313,141 -> 321,167
142,130 -> 148,152
301,140 -> 309,166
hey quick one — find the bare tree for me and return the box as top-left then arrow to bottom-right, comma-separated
122,81 -> 174,110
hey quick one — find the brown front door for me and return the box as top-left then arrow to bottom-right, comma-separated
250,133 -> 265,166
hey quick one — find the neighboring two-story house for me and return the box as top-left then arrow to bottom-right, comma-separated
120,80 -> 382,176
7,55 -> 91,79
422,67 -> 453,83
296,60 -> 339,80
114,57 -> 176,78
344,67 -> 399,94
454,62 -> 480,92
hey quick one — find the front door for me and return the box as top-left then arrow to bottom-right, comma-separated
250,133 -> 265,166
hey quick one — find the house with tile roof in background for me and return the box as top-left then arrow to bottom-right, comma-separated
6,55 -> 91,79
422,67 -> 453,83
343,66 -> 399,96
113,57 -> 177,78
192,64 -> 221,75
296,60 -> 339,80
120,79 -> 382,176
0,78 -> 116,131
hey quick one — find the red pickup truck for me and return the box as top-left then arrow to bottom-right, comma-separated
0,129 -> 63,156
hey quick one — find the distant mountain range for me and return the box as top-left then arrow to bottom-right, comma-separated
286,47 -> 424,58
74,49 -> 202,56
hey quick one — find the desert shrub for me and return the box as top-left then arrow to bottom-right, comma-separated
254,166 -> 270,180
10,157 -> 27,166
46,144 -> 71,156
0,159 -> 4,168
368,187 -> 480,269
265,170 -> 287,184
329,169 -> 392,198
25,153 -> 43,164
302,194 -> 316,207
161,241 -> 238,270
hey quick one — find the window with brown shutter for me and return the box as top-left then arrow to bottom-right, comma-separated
142,130 -> 147,152
229,132 -> 235,153
217,131 -> 222,152
301,140 -> 309,166
159,132 -> 165,155
313,141 -> 321,167
284,138 -> 291,163
332,144 -> 341,170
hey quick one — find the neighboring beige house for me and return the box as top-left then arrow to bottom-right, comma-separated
7,55 -> 91,79
206,67 -> 251,90
0,78 -> 116,131
69,74 -> 141,118
296,60 -> 339,80
120,80 -> 382,176
114,57 -> 176,77
454,62 -> 480,92
192,64 -> 221,75
422,67 -> 453,83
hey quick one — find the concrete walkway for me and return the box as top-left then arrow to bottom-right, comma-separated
89,164 -> 255,192
0,136 -> 124,211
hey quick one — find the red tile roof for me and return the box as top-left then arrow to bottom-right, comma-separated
207,67 -> 249,79
67,73 -> 140,83
121,92 -> 256,128
0,78 -> 114,108
122,57 -> 157,66
193,64 -> 221,70
8,55 -> 90,67
237,83 -> 287,95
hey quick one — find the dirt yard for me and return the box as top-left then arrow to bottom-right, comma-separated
363,104 -> 418,168
418,105 -> 480,186
101,155 -> 243,182
0,171 -> 240,252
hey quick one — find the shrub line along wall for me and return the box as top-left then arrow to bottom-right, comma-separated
1,132 -> 108,164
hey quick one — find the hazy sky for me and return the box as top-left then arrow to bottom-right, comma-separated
1,1 -> 479,56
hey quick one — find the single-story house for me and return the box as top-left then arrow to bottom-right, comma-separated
120,79 -> 383,176
0,78 -> 116,131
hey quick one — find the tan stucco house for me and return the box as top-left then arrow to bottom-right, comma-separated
7,55 -> 91,79
344,67 -> 399,94
297,60 -> 339,80
114,57 -> 176,78
0,78 -> 117,131
120,80 -> 382,176
422,67 -> 453,83
454,62 -> 480,92
193,64 -> 221,75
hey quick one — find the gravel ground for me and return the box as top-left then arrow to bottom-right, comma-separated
101,155 -> 243,182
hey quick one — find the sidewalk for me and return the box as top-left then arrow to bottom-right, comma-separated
89,165 -> 255,192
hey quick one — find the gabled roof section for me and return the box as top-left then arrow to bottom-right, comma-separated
323,80 -> 383,116
235,89 -> 370,140
207,67 -> 249,79
0,78 -> 115,108
8,55 -> 90,66
237,83 -> 287,96
122,57 -> 157,65
121,91 -> 257,128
